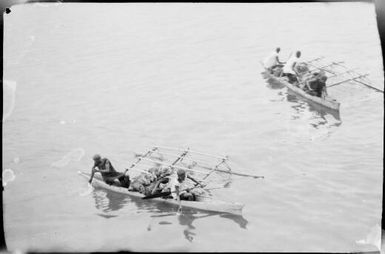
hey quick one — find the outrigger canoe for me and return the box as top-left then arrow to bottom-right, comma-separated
263,69 -> 340,111
79,171 -> 244,215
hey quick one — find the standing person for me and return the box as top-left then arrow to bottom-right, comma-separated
263,47 -> 285,73
89,154 -> 130,187
282,50 -> 301,84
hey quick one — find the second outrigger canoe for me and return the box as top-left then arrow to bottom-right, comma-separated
263,69 -> 340,111
79,171 -> 244,215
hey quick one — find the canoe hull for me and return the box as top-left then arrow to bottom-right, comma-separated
80,171 -> 244,215
263,70 -> 340,111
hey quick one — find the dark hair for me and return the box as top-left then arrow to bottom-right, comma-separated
276,47 -> 281,52
93,154 -> 101,161
296,51 -> 301,57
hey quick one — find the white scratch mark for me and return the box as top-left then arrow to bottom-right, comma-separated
13,249 -> 26,254
2,169 -> 16,187
13,157 -> 20,164
67,148 -> 85,161
34,1 -> 62,7
356,224 -> 381,251
51,148 -> 85,168
3,80 -> 17,122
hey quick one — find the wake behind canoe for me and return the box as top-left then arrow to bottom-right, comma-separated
79,171 -> 244,215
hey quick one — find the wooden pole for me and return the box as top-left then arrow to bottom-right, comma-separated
307,62 -> 337,75
304,56 -> 324,64
139,157 -> 264,179
140,157 -> 208,174
328,74 -> 369,88
153,145 -> 227,160
352,79 -> 384,93
127,147 -> 158,170
328,68 -> 357,78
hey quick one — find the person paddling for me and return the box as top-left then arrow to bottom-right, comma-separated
263,47 -> 285,73
89,154 -> 130,187
282,50 -> 301,85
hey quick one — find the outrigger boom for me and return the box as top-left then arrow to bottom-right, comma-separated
140,157 -> 220,175
129,147 -> 264,179
138,156 -> 264,179
324,61 -> 383,93
293,57 -> 384,93
305,56 -> 325,64
127,147 -> 158,169
153,145 -> 227,160
328,74 -> 369,88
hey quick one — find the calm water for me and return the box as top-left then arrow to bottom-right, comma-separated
3,2 -> 383,252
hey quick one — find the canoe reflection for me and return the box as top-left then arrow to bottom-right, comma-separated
91,186 -> 248,242
285,90 -> 342,124
92,188 -> 130,213
265,78 -> 285,90
263,73 -> 342,123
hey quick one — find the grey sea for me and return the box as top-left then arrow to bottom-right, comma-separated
3,2 -> 383,252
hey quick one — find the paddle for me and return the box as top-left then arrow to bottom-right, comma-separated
88,168 -> 97,184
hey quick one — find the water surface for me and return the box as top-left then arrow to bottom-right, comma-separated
3,2 -> 383,252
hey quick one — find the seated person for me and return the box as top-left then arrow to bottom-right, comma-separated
303,71 -> 328,97
161,169 -> 203,201
90,154 -> 130,187
281,51 -> 301,85
263,47 -> 285,74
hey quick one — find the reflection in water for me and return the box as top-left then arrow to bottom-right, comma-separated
91,186 -> 248,242
261,71 -> 285,90
285,91 -> 342,125
263,75 -> 342,125
266,79 -> 285,90
92,188 -> 130,213
283,91 -> 342,141
51,148 -> 85,168
263,75 -> 342,141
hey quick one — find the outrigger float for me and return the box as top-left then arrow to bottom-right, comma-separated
261,56 -> 383,111
79,146 -> 264,215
